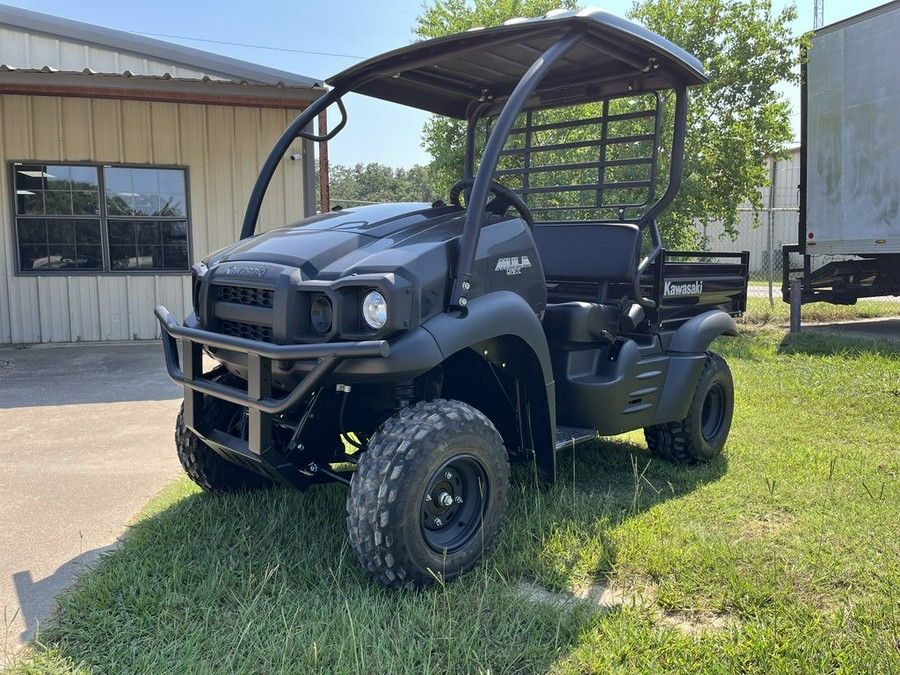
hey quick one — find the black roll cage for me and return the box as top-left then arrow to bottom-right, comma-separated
240,17 -> 698,312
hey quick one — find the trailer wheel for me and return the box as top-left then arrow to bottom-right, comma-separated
347,399 -> 509,589
644,352 -> 734,463
175,396 -> 273,494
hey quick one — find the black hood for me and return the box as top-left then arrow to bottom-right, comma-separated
205,202 -> 466,280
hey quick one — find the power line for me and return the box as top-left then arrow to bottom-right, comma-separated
134,31 -> 367,59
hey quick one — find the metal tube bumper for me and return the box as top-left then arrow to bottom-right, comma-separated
155,305 -> 389,455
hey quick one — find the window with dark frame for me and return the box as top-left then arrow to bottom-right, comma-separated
12,162 -> 190,273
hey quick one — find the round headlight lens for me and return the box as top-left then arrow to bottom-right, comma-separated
362,290 -> 388,330
310,295 -> 333,333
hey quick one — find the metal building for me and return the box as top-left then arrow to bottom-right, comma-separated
0,4 -> 323,344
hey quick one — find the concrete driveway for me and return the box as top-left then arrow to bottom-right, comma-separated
0,342 -> 182,657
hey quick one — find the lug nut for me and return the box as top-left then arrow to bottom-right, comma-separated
444,472 -> 453,480
425,494 -> 432,502
455,496 -> 463,504
434,517 -> 443,527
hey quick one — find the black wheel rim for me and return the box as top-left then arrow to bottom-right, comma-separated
700,382 -> 726,441
421,454 -> 489,554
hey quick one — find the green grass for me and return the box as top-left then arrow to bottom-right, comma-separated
8,328 -> 900,674
740,295 -> 900,326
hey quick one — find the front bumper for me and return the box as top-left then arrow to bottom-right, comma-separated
155,305 -> 389,462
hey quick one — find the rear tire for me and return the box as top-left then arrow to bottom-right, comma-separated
644,352 -> 734,463
175,397 -> 273,494
347,399 -> 509,589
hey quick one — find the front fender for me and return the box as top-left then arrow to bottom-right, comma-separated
423,291 -> 558,483
422,291 -> 553,386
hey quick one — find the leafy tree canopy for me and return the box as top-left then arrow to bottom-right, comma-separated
415,0 -> 801,247
326,163 -> 440,209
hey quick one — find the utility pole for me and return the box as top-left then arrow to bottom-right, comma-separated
814,0 -> 824,29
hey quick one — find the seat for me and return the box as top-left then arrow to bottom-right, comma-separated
533,223 -> 644,343
543,301 -> 620,342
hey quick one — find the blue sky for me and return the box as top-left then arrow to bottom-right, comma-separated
4,0 -> 889,168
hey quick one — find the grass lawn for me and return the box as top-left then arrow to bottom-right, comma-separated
8,307 -> 900,673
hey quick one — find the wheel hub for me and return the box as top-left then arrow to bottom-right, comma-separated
420,456 -> 488,553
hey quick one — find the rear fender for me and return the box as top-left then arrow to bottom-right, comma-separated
654,310 -> 738,424
668,310 -> 738,354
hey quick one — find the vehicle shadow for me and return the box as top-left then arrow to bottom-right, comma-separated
20,438 -> 727,672
8,544 -> 118,648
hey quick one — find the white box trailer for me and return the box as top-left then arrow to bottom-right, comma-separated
783,0 -> 900,303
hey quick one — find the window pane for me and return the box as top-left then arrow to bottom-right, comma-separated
104,167 -> 135,215
44,191 -> 73,215
20,244 -> 49,271
103,167 -> 187,217
107,221 -> 135,247
132,194 -> 159,217
158,194 -> 186,217
74,221 -> 101,245
136,222 -> 161,245
17,221 -> 46,244
106,219 -> 188,271
72,245 -> 103,270
69,166 -> 99,188
16,218 -> 102,272
158,169 -> 186,195
72,191 -> 100,215
131,168 -> 159,194
18,192 -> 44,215
103,167 -> 132,193
47,220 -> 75,244
14,164 -> 48,192
44,166 -> 72,191
109,245 -> 135,269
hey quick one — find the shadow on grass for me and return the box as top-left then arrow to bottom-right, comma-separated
777,329 -> 900,358
21,440 -> 726,673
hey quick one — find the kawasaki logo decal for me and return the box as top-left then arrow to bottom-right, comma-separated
664,280 -> 704,296
223,266 -> 268,279
495,256 -> 533,275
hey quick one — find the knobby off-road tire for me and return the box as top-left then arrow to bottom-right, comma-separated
347,399 -> 510,589
175,399 -> 273,494
644,352 -> 734,463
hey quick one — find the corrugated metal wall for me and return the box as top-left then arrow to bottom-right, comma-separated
0,94 -> 306,343
0,26 -> 215,79
700,148 -> 801,272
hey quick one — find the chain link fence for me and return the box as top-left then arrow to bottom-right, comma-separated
699,148 -> 801,306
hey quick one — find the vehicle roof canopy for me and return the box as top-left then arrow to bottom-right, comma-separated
326,8 -> 707,119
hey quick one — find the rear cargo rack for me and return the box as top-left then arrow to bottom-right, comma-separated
644,250 -> 749,329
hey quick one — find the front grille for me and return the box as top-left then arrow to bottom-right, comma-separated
220,285 -> 274,307
221,320 -> 274,343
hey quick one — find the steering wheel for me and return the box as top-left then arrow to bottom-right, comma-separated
449,178 -> 534,230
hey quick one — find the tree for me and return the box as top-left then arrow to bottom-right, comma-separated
414,0 -> 577,197
629,0 -> 801,246
415,0 -> 801,247
323,163 -> 440,209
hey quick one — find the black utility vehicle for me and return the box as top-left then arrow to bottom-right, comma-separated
156,9 -> 749,588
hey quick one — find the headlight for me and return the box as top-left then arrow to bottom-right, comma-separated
310,295 -> 333,333
362,290 -> 388,330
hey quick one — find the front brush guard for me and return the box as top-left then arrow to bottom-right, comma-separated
155,306 -> 389,471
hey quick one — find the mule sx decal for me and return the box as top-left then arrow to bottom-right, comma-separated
495,256 -> 533,275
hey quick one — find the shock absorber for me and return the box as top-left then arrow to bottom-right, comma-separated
392,381 -> 415,409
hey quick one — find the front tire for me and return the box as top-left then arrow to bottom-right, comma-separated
347,399 -> 510,589
644,352 -> 734,463
175,397 -> 273,494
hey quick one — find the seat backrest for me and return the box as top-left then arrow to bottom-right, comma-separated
532,222 -> 642,283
